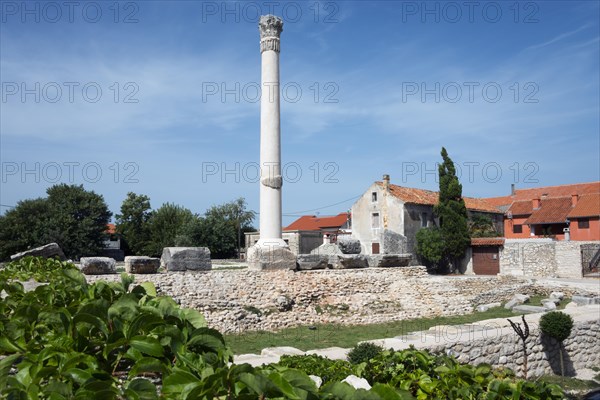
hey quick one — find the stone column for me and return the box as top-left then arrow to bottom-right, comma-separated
247,15 -> 296,271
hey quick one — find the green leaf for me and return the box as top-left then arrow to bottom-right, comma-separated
0,354 -> 21,389
162,368 -> 200,395
128,357 -> 168,378
73,313 -> 109,337
181,308 -> 207,329
129,336 -> 164,358
371,383 -> 416,400
125,378 -> 159,400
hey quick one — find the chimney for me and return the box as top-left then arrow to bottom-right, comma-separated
532,198 -> 541,209
571,193 -> 579,207
382,174 -> 390,192
511,184 -> 515,196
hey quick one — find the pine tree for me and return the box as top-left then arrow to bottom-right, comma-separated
434,147 -> 471,273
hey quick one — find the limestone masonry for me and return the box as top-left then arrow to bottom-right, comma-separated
85,267 -> 596,334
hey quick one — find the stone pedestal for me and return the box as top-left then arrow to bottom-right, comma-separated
247,239 -> 296,271
125,256 -> 160,274
79,257 -> 116,275
161,247 -> 212,271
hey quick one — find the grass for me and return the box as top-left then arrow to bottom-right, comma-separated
527,294 -> 571,310
224,305 -> 519,354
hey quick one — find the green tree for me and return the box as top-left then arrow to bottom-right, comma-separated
415,227 -> 444,268
144,203 -> 195,256
44,184 -> 112,259
0,199 -> 50,260
468,214 -> 500,238
184,198 -> 255,259
115,192 -> 153,255
418,147 -> 471,273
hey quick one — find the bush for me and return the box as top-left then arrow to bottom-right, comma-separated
539,311 -> 574,342
277,354 -> 354,384
347,342 -> 384,364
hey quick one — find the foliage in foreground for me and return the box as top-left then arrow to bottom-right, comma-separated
1,257 -> 566,399
347,342 -> 384,365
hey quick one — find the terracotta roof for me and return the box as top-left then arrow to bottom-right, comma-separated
485,182 -> 600,208
471,237 -> 505,246
524,197 -> 573,224
507,200 -> 533,216
377,182 -> 502,214
284,213 -> 348,231
106,223 -> 116,234
568,193 -> 600,218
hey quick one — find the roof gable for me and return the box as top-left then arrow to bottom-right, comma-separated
568,193 -> 600,218
485,181 -> 600,208
284,213 -> 348,231
524,197 -> 573,224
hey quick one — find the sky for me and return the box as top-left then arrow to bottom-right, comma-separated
1,0 -> 599,226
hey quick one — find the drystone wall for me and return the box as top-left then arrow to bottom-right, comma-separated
427,319 -> 600,378
85,268 -> 591,334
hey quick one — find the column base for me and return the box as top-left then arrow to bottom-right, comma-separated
247,239 -> 297,271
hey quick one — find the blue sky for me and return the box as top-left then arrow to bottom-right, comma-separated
1,0 -> 599,225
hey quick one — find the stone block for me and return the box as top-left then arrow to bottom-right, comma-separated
382,229 -> 407,254
342,375 -> 371,390
125,256 -> 160,274
79,257 -> 116,275
331,254 -> 368,269
296,254 -> 328,270
476,302 -> 501,312
550,291 -> 565,300
505,294 -> 529,309
541,297 -> 560,305
10,243 -> 67,261
161,247 -> 212,271
541,301 -> 557,310
512,305 -> 547,314
337,239 -> 361,254
368,254 -> 412,268
247,245 -> 296,271
572,295 -> 600,306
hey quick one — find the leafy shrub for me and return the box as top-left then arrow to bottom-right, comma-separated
348,342 -> 384,364
277,354 -> 354,384
540,311 -> 574,342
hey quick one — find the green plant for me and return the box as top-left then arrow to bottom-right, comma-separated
277,354 -> 354,384
540,311 -> 574,376
348,342 -> 384,364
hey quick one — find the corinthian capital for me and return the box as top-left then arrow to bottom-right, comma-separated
259,15 -> 283,53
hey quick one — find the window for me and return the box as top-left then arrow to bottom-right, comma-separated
513,224 -> 523,234
420,212 -> 428,228
578,219 -> 590,229
371,192 -> 377,202
371,212 -> 380,229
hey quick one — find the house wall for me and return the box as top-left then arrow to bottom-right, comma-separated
504,216 -> 533,239
570,217 -> 600,241
499,239 -> 599,278
404,204 -> 435,256
351,183 -> 405,255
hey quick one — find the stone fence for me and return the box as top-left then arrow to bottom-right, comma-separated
427,317 -> 599,378
500,240 -> 600,278
85,267 -> 593,334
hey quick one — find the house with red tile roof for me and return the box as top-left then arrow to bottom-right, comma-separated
284,213 -> 350,238
484,182 -> 600,241
351,175 -> 503,257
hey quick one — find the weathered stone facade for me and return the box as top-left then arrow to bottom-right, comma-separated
85,268 -> 592,334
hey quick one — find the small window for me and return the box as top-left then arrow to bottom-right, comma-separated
513,224 -> 523,234
420,212 -> 428,228
578,219 -> 590,229
372,212 -> 380,229
371,192 -> 377,202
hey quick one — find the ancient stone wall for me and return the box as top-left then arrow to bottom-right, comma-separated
86,268 -> 590,334
427,319 -> 600,378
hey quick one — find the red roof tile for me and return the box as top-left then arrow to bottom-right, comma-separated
568,193 -> 600,218
524,197 -> 573,224
284,213 -> 348,231
471,237 -> 505,246
507,200 -> 533,216
378,182 -> 502,213
485,182 -> 600,208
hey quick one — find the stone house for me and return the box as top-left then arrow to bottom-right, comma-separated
485,182 -> 600,241
351,175 -> 503,258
